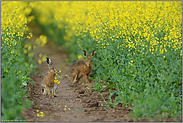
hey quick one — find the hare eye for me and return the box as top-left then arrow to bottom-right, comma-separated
54,68 -> 58,72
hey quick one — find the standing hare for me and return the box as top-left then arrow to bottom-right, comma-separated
41,57 -> 59,97
68,50 -> 96,83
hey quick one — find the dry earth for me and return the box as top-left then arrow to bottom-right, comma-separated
20,23 -> 179,122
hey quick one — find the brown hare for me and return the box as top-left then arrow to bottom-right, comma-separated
68,50 -> 96,83
41,57 -> 59,97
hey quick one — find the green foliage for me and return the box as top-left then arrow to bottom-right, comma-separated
1,1 -> 34,121
28,1 -> 182,120
1,41 -> 33,120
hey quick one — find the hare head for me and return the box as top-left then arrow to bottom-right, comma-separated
46,57 -> 59,74
83,50 -> 96,67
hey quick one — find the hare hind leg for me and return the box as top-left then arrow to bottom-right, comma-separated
43,89 -> 47,95
42,85 -> 47,95
69,68 -> 78,83
51,87 -> 54,97
73,73 -> 78,83
72,69 -> 79,83
46,85 -> 51,96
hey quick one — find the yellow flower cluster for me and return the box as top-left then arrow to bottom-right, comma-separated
77,55 -> 83,60
129,60 -> 135,67
1,1 -> 33,56
36,35 -> 48,47
64,105 -> 70,111
23,34 -> 48,62
37,53 -> 47,65
30,1 -> 182,55
54,73 -> 62,84
36,110 -> 45,117
54,77 -> 60,84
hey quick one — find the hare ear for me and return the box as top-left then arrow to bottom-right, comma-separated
83,50 -> 88,58
46,57 -> 53,66
90,50 -> 96,57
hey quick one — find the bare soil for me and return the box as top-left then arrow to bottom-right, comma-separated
20,24 -> 180,122
20,41 -> 136,122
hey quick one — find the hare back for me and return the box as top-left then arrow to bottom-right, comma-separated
70,60 -> 85,68
69,65 -> 92,78
71,60 -> 92,70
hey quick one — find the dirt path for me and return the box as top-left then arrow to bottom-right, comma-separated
20,38 -> 140,122
21,34 -> 178,122
20,22 -> 178,122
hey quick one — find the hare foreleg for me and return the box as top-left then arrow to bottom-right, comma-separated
82,73 -> 89,83
51,87 -> 54,97
53,83 -> 57,96
86,73 -> 90,79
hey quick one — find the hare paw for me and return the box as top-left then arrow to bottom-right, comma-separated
54,94 -> 58,97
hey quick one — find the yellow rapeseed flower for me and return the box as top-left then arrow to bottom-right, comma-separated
38,59 -> 42,64
42,55 -> 47,62
39,53 -> 43,57
78,55 -> 83,60
23,49 -> 27,54
28,45 -> 31,51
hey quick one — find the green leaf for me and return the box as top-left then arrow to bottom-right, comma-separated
161,105 -> 169,112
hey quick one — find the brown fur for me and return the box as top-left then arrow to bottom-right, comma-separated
41,58 -> 59,97
68,50 -> 96,83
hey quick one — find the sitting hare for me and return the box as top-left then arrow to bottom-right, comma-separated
68,50 -> 96,83
41,57 -> 59,97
